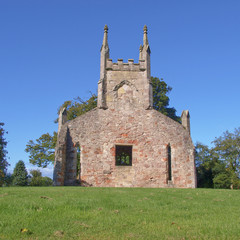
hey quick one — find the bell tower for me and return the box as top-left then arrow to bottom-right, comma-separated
97,25 -> 153,110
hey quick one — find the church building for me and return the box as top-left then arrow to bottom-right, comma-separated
53,25 -> 196,188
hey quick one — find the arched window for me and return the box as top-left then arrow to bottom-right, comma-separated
167,145 -> 172,182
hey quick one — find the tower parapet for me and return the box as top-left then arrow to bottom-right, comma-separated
106,59 -> 146,71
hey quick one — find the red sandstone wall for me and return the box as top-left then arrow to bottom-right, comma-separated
60,107 -> 196,188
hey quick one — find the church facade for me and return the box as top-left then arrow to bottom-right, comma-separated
53,26 -> 196,188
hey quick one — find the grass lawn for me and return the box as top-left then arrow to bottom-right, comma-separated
0,187 -> 240,239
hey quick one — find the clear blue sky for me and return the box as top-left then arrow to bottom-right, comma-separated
1,0 -> 240,177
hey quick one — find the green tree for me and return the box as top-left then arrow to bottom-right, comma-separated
195,142 -> 228,188
151,77 -> 180,122
2,173 -> 13,187
29,169 -> 53,186
26,78 -> 180,168
25,132 -> 57,168
41,176 -> 53,186
25,94 -> 97,168
213,172 -> 232,189
212,127 -> 240,189
195,127 -> 240,189
56,93 -> 98,122
12,160 -> 28,186
0,122 -> 9,186
195,142 -> 214,188
59,79 -> 180,122
29,169 -> 42,186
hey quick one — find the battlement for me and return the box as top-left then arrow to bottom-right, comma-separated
106,59 -> 146,71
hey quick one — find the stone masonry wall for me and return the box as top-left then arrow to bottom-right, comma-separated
54,106 -> 196,188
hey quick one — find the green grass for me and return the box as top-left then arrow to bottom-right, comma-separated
0,187 -> 240,239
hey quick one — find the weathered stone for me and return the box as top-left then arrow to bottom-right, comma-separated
53,25 -> 196,188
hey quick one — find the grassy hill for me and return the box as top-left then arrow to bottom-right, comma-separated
0,187 -> 239,239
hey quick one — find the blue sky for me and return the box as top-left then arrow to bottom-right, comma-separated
1,0 -> 240,177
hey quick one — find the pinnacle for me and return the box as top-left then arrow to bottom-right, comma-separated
143,25 -> 149,46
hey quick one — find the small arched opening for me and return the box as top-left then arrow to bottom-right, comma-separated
167,144 -> 172,183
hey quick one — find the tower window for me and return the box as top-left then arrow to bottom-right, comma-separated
115,145 -> 132,166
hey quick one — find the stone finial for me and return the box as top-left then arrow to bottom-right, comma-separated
104,25 -> 108,32
143,25 -> 148,33
181,110 -> 190,135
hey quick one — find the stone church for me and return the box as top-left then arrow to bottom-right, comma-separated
53,25 -> 196,188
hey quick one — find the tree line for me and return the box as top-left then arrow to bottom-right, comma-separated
1,77 -> 240,188
3,160 -> 53,187
196,128 -> 240,189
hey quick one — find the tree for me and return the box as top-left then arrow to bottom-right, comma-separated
12,160 -> 28,186
56,94 -> 98,122
41,176 -> 53,186
195,142 -> 228,188
213,172 -> 232,189
212,127 -> 240,189
26,78 -> 180,168
0,122 -> 9,186
58,79 -> 180,122
195,127 -> 240,189
25,94 -> 97,168
25,132 -> 57,168
195,142 -> 214,188
151,77 -> 180,122
2,173 -> 13,187
29,169 -> 53,186
29,169 -> 42,186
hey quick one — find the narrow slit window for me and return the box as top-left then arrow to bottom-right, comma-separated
167,145 -> 172,181
76,145 -> 81,180
115,145 -> 132,166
